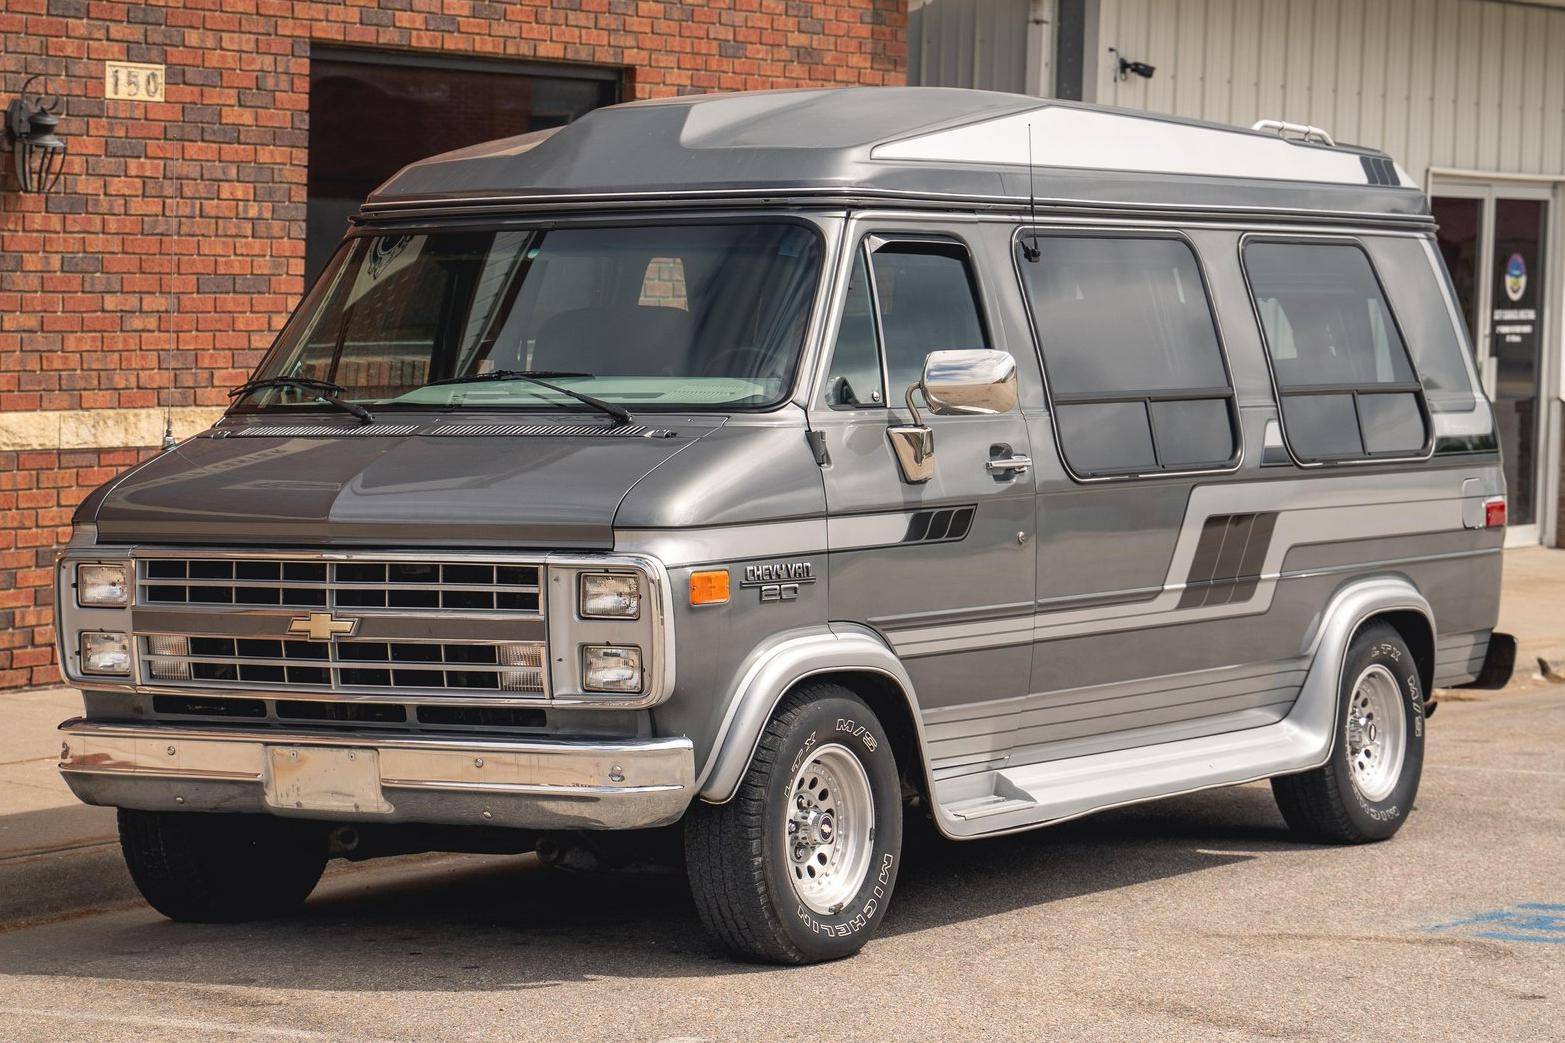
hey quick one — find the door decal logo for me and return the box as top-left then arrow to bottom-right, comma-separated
1504,252 -> 1527,302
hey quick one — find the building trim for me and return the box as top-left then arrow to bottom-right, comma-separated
0,407 -> 225,452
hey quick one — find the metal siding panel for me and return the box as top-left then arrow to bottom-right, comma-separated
1454,2 -> 1485,169
1284,0 -> 1315,122
1429,0 -> 1462,172
1310,0 -> 1340,132
1227,0 -> 1263,127
1174,0 -> 1209,116
1520,7 -> 1549,172
907,0 -> 1030,94
1333,0 -> 1364,145
1549,13 -> 1565,172
1498,3 -> 1527,171
1256,0 -> 1291,123
1202,0 -> 1235,124
1476,2 -> 1504,168
1148,0 -> 1180,114
1404,0 -> 1437,184
1382,0 -> 1414,166
1359,0 -> 1389,148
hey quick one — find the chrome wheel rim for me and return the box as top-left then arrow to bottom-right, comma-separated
783,743 -> 874,916
1345,664 -> 1407,802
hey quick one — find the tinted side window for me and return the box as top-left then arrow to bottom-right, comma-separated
1244,240 -> 1429,462
870,242 -> 988,400
1018,235 -> 1238,476
1363,236 -> 1480,413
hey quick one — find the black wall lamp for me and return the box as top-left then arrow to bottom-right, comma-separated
1107,47 -> 1156,81
6,75 -> 68,194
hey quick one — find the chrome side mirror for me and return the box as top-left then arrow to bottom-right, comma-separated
887,349 -> 1018,484
922,349 -> 1019,416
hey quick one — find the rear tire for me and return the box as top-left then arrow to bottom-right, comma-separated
685,683 -> 903,964
1272,622 -> 1426,843
118,809 -> 328,923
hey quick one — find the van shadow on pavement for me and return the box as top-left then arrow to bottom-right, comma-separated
0,782 -> 1310,990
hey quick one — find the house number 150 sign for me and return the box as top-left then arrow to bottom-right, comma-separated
105,61 -> 165,102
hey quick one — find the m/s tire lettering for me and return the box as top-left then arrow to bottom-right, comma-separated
835,718 -> 879,752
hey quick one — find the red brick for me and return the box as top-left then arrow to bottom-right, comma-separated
0,1 -> 906,690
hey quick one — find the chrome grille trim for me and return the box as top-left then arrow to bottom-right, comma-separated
141,636 -> 546,695
131,550 -> 549,702
138,558 -> 541,614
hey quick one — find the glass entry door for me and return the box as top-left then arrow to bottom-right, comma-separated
1432,184 -> 1552,544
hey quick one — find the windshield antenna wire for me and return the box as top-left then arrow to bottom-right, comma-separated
1022,120 -> 1041,262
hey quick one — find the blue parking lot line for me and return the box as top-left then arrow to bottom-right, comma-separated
1425,903 -> 1565,944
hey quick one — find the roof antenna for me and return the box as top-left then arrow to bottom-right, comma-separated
1022,121 -> 1040,262
160,408 -> 176,452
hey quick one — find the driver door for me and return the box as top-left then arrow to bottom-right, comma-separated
811,231 -> 1037,714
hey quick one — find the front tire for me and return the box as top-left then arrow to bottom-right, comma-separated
1272,622 -> 1426,843
685,683 -> 903,964
118,809 -> 328,923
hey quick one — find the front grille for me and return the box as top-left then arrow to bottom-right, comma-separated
143,635 -> 546,694
134,554 -> 548,700
140,558 -> 540,613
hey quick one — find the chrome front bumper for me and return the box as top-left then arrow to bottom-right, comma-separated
58,719 -> 695,831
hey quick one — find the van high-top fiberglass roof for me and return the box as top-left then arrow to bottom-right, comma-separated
365,87 -> 1428,223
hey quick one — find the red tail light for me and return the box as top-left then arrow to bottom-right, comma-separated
1484,497 -> 1507,528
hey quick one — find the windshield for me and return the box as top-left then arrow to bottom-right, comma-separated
239,222 -> 824,413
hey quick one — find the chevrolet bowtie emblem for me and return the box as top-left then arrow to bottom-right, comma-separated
287,611 -> 359,642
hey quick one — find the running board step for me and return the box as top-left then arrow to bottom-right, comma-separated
932,718 -> 1323,838
944,794 -> 1039,821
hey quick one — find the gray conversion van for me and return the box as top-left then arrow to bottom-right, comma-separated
55,88 -> 1514,964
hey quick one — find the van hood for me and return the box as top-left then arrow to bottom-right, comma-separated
86,416 -> 723,548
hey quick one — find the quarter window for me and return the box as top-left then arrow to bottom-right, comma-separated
1017,235 -> 1238,477
823,238 -> 990,409
824,250 -> 884,408
1244,240 -> 1429,461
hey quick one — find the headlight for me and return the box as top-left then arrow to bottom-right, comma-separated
580,574 -> 641,619
80,631 -> 131,676
77,563 -> 128,607
582,644 -> 642,693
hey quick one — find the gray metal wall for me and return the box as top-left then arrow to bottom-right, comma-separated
908,0 -> 1034,94
1092,0 -> 1565,185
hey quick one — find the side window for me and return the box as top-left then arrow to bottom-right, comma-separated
824,249 -> 884,407
871,241 -> 989,401
1363,236 -> 1480,413
1017,234 -> 1238,477
822,237 -> 990,409
1244,240 -> 1429,461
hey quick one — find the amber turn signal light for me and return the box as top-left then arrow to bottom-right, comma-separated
690,569 -> 730,606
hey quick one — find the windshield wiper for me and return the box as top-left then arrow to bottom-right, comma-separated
228,376 -> 375,424
425,370 -> 632,426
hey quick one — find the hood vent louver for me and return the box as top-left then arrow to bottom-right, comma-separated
429,423 -> 676,438
218,424 -> 422,438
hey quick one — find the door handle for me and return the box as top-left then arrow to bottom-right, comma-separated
985,454 -> 1032,475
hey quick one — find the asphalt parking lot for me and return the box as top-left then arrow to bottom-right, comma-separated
0,678 -> 1560,1043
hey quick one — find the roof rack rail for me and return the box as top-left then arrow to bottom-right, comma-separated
1251,119 -> 1336,147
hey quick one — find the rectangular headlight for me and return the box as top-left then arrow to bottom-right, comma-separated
582,644 -> 642,693
77,563 -> 129,607
580,573 -> 641,619
80,631 -> 131,676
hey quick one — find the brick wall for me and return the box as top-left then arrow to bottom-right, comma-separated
0,0 -> 907,690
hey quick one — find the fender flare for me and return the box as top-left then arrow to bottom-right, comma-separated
695,622 -> 931,804
1284,575 -> 1435,769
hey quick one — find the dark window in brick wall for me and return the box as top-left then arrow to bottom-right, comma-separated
306,48 -> 622,281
